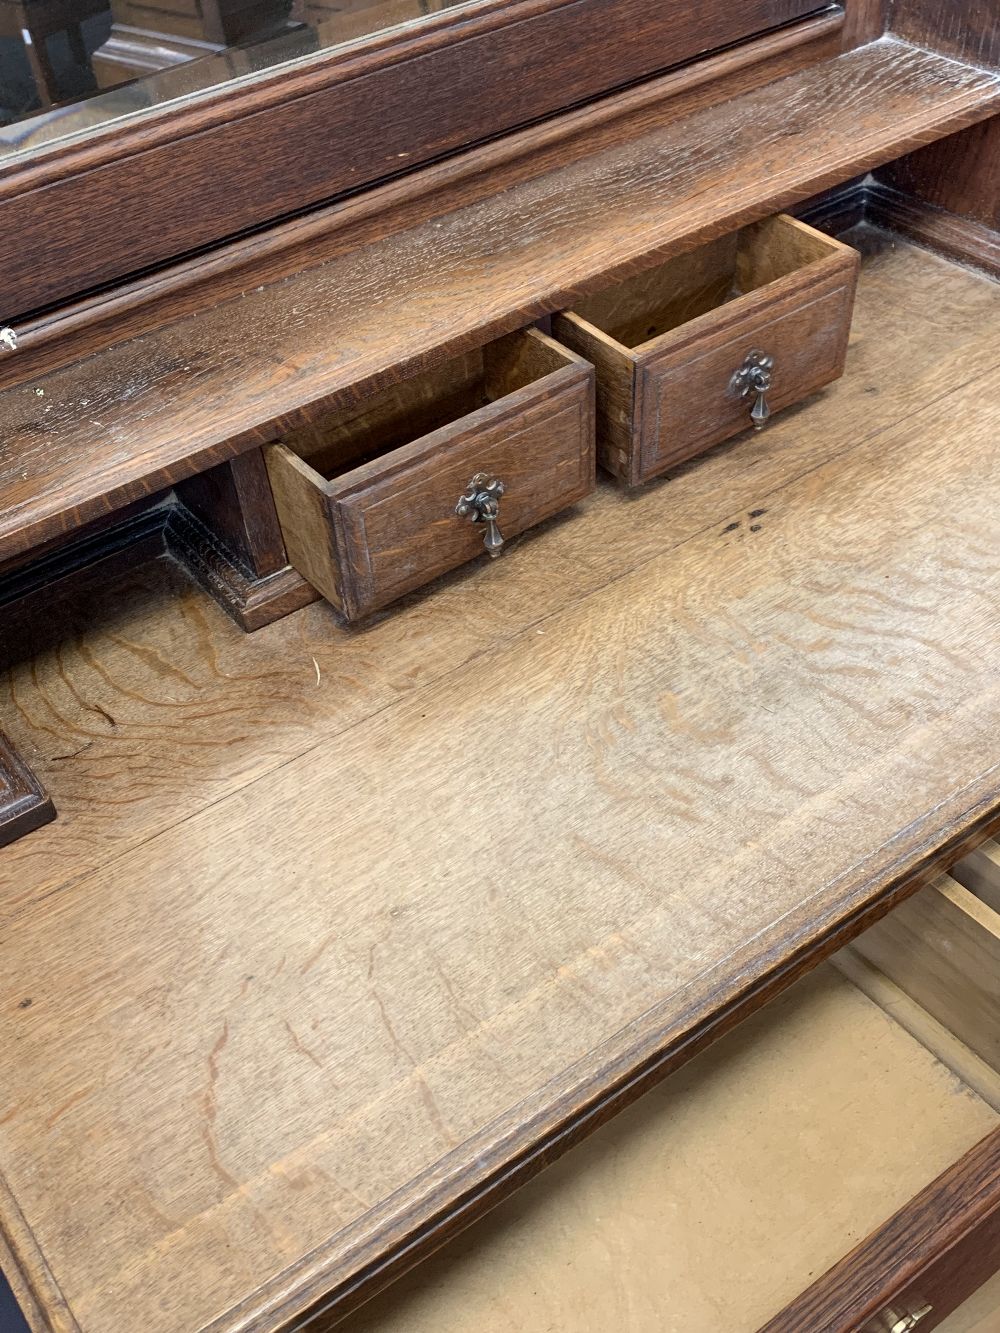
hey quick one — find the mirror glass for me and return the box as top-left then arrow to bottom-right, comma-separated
0,0 -> 472,159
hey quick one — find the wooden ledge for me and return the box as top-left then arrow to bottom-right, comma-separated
1,38 -> 999,566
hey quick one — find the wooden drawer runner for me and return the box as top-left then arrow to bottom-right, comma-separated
554,215 -> 859,485
266,329 -> 594,620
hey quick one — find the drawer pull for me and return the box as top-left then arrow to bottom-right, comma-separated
863,1302 -> 933,1332
456,472 -> 506,558
0,326 -> 16,353
731,350 -> 774,431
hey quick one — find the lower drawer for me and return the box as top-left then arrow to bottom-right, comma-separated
346,841 -> 1000,1333
265,329 -> 595,621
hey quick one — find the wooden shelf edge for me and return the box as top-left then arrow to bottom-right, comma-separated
1,39 -> 998,570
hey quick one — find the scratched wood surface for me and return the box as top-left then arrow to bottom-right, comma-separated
3,236 -> 1000,1331
1,40 -> 998,563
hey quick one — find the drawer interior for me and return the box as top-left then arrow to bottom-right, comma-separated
346,849 -> 1000,1332
281,330 -> 570,482
844,841 -> 1000,1092
565,214 -> 843,349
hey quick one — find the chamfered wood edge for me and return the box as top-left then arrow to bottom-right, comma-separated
4,11 -> 848,383
0,1169 -> 74,1333
171,774 -> 1000,1332
0,733 -> 55,849
757,1125 -> 1000,1332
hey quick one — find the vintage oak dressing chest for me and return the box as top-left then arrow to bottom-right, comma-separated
2,0 -> 1000,1329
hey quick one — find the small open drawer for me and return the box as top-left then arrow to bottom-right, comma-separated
265,329 -> 594,621
552,214 -> 859,486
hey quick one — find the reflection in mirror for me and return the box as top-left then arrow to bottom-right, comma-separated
0,0 -> 470,159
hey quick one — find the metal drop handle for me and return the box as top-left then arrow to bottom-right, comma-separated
862,1302 -> 933,1333
456,472 -> 505,557
731,350 -> 774,430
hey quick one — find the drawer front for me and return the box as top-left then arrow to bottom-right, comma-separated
332,371 -> 593,618
761,1125 -> 1000,1333
637,264 -> 857,480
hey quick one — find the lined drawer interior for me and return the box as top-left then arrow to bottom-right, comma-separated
344,842 -> 1000,1332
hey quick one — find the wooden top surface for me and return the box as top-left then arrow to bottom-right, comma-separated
1,39 -> 999,564
3,237 -> 1000,1331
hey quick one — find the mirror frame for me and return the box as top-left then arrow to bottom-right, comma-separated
0,0 -> 827,319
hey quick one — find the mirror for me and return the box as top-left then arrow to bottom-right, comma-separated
0,0 -> 471,159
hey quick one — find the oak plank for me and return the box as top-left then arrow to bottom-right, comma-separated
4,253 -> 1000,1330
0,41 -> 998,562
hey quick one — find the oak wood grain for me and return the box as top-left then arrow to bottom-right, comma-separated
876,120 -> 1000,231
4,240 -> 1000,1331
2,237 -> 998,930
870,118 -> 1000,278
4,13 -> 847,386
891,0 -> 1000,68
840,0 -> 888,48
867,181 -> 1000,280
0,41 -> 997,565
